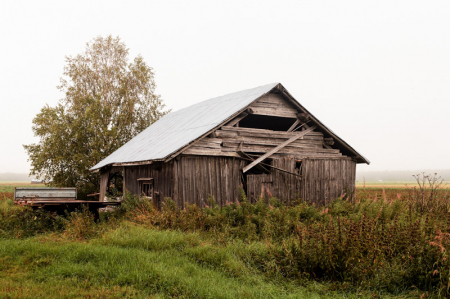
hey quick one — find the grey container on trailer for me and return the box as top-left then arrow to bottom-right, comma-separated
14,187 -> 77,201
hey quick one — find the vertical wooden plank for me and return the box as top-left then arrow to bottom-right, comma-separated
173,160 -> 179,206
99,169 -> 109,202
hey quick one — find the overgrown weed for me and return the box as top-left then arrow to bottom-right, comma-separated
1,176 -> 450,297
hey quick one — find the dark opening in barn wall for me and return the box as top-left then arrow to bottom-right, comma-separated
295,160 -> 302,175
106,170 -> 124,198
241,158 -> 274,202
239,114 -> 297,131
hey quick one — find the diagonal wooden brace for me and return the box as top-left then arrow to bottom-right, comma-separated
242,125 -> 317,173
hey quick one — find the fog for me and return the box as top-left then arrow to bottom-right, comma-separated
356,169 -> 450,182
1,1 -> 449,174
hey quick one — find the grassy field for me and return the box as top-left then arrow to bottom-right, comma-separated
0,181 -> 45,193
1,223 -> 395,299
1,181 -> 449,298
356,181 -> 450,189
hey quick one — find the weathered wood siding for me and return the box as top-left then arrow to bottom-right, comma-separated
247,157 -> 301,204
246,157 -> 356,205
124,162 -> 175,199
99,169 -> 109,202
183,127 -> 343,158
173,156 -> 247,208
301,158 -> 356,205
182,91 -> 344,159
249,92 -> 298,118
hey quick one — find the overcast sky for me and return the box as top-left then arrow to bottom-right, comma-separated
1,0 -> 449,174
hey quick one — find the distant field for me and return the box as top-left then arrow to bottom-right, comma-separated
356,181 -> 450,189
0,181 -> 45,193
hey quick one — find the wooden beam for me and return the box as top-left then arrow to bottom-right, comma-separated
297,113 -> 310,123
237,152 -> 301,177
323,142 -> 332,149
242,125 -> 317,173
181,151 -> 242,158
324,137 -> 334,145
112,161 -> 153,167
237,150 -> 270,173
225,112 -> 248,127
221,126 -> 323,136
99,169 -> 109,202
222,144 -> 340,154
287,119 -> 300,132
250,107 -> 297,118
122,166 -> 126,195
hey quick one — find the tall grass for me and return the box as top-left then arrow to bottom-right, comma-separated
119,186 -> 450,296
1,178 -> 450,297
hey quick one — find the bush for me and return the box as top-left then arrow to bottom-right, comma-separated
62,208 -> 98,240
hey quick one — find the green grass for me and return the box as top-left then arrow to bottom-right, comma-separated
0,222 -> 408,299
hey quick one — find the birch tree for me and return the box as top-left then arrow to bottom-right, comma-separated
24,36 -> 169,197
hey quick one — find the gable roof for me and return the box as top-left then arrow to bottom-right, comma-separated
91,83 -> 369,170
91,83 -> 278,170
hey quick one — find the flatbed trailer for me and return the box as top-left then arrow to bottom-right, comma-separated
14,187 -> 121,218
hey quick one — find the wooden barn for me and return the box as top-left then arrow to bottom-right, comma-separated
91,83 -> 369,207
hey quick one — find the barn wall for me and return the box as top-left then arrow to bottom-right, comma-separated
246,157 -> 302,204
246,157 -> 356,205
122,156 -> 356,207
172,156 -> 247,208
124,162 -> 175,199
301,158 -> 356,205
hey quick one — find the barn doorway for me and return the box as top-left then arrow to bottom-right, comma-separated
106,171 -> 124,200
242,158 -> 273,203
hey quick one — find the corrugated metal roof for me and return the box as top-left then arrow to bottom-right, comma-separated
91,83 -> 279,170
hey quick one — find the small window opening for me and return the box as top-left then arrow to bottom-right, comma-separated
295,160 -> 302,175
138,178 -> 153,198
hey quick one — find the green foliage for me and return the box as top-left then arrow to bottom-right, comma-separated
62,208 -> 99,240
3,188 -> 450,297
23,36 -> 169,197
0,204 -> 64,239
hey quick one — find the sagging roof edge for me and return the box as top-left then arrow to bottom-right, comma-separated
92,83 -> 369,172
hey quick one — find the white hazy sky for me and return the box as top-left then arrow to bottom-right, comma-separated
1,0 -> 449,174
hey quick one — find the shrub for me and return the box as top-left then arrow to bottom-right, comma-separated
62,208 -> 98,240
